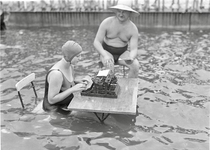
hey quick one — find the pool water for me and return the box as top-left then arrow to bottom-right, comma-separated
1,26 -> 210,150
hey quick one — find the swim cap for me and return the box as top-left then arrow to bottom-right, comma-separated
62,40 -> 82,61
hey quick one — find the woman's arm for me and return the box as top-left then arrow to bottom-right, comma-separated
47,71 -> 86,104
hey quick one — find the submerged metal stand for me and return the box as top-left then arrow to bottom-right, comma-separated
94,112 -> 110,123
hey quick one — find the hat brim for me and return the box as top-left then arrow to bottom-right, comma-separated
109,5 -> 139,17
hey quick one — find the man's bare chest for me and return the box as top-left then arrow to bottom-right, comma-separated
106,28 -> 130,41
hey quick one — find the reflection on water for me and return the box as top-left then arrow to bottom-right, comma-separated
1,26 -> 210,150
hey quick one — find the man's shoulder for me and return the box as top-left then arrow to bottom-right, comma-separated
100,17 -> 114,27
128,20 -> 137,27
128,21 -> 138,32
102,16 -> 114,22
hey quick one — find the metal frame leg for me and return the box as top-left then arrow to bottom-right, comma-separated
94,112 -> 110,123
18,91 -> 25,109
31,82 -> 38,104
31,82 -> 37,98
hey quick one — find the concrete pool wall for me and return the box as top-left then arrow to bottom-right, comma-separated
8,11 -> 210,30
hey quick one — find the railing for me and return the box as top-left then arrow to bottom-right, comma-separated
2,0 -> 210,13
3,0 -> 210,29
9,11 -> 210,29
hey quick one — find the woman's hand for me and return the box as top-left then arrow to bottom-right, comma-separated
82,76 -> 93,89
71,83 -> 87,92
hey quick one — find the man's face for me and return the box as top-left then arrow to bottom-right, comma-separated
116,9 -> 131,22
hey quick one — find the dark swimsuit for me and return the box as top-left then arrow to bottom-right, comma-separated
102,41 -> 128,63
43,69 -> 74,114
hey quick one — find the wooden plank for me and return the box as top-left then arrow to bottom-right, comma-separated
68,78 -> 138,115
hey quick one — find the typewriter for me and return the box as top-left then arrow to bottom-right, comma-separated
81,69 -> 120,98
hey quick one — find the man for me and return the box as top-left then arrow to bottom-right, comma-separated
93,0 -> 139,78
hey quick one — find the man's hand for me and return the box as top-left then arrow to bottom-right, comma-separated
119,51 -> 134,65
119,53 -> 134,65
103,54 -> 114,69
125,58 -> 134,65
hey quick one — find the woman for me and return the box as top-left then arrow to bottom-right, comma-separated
43,40 -> 89,114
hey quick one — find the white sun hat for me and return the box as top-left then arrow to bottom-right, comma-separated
109,0 -> 139,17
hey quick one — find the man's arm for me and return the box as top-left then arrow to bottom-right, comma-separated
93,18 -> 114,68
129,24 -> 139,60
93,18 -> 109,57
